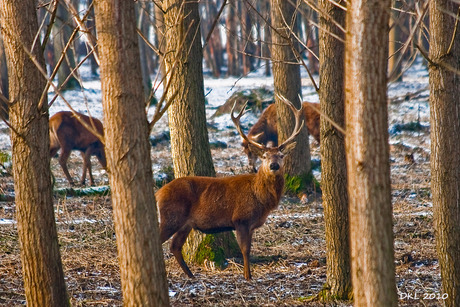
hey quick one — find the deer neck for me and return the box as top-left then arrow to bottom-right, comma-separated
254,168 -> 285,207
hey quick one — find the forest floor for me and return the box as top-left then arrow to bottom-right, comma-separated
0,56 -> 442,306
0,101 -> 443,306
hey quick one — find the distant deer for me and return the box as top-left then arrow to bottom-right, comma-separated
243,102 -> 320,172
49,111 -> 106,186
156,99 -> 304,280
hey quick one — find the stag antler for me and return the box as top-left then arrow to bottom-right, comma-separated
276,94 -> 305,152
231,101 -> 267,151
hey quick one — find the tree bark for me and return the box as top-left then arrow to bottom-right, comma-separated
345,0 -> 397,305
388,0 -> 402,82
0,33 -> 9,119
0,0 -> 69,305
226,0 -> 240,76
202,0 -> 223,78
136,1 -> 153,102
94,1 -> 170,305
318,0 -> 351,300
52,1 -> 80,90
429,1 -> 460,306
163,0 -> 215,178
270,0 -> 311,188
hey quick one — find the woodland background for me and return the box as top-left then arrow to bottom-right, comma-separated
0,0 -> 459,306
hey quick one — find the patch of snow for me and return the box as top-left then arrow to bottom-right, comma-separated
0,218 -> 15,225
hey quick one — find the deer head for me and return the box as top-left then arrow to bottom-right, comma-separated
231,98 -> 304,173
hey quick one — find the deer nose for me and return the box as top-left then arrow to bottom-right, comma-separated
269,162 -> 280,170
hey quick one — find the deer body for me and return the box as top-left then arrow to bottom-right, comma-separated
243,102 -> 320,171
157,98 -> 303,280
49,111 -> 106,186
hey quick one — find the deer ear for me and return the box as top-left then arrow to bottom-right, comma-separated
280,141 -> 297,154
248,144 -> 266,158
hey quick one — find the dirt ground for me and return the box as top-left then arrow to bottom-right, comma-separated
0,104 -> 443,306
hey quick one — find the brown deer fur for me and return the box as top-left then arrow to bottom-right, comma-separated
49,111 -> 106,186
243,102 -> 320,172
156,99 -> 303,280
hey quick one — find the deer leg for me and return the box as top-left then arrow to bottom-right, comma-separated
170,224 -> 194,278
50,146 -> 60,159
235,224 -> 253,280
58,149 -> 74,186
81,148 -> 94,186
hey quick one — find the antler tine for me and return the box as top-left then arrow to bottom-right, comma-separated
231,101 -> 266,150
276,94 -> 305,149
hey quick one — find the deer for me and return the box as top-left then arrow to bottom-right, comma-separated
243,102 -> 320,172
155,98 -> 304,280
49,111 -> 106,186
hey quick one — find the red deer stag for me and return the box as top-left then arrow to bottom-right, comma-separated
156,99 -> 304,280
49,111 -> 106,186
243,102 -> 320,172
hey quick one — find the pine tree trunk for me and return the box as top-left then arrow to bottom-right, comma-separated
345,0 -> 397,305
270,0 -> 311,188
94,1 -> 170,305
318,0 -> 351,300
0,0 -> 69,305
429,1 -> 460,305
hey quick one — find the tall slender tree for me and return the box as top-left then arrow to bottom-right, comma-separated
94,1 -> 170,305
52,1 -> 80,90
429,0 -> 460,305
226,0 -> 240,76
163,0 -> 215,178
0,33 -> 9,119
271,0 -> 311,192
0,0 -> 69,305
345,0 -> 397,305
318,0 -> 351,300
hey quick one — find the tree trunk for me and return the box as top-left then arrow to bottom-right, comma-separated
388,0 -> 402,82
318,0 -> 351,300
241,1 -> 255,75
154,2 -> 166,78
85,4 -> 98,76
345,0 -> 397,305
226,0 -> 240,76
136,1 -> 153,102
270,0 -> 312,193
0,33 -> 9,120
304,6 -> 319,74
429,0 -> 460,305
261,0 -> 271,77
163,0 -> 215,178
52,1 -> 80,90
94,1 -> 170,306
0,0 -> 69,305
162,0 -> 238,272
202,0 -> 223,78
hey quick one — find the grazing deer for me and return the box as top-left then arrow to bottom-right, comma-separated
156,99 -> 304,280
243,102 -> 320,172
49,111 -> 106,186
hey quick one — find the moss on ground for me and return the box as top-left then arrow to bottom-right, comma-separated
284,171 -> 320,196
194,232 -> 241,269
